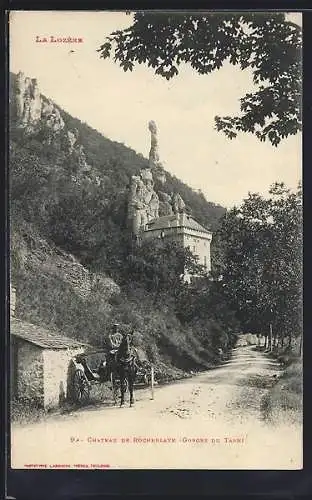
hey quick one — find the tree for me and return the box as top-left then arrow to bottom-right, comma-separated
124,238 -> 204,295
213,183 -> 302,350
98,12 -> 301,146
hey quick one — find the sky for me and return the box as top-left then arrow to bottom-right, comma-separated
9,11 -> 302,208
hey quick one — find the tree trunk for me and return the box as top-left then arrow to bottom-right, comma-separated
268,323 -> 273,351
288,334 -> 292,348
281,336 -> 284,348
273,330 -> 278,351
264,334 -> 268,350
299,331 -> 303,357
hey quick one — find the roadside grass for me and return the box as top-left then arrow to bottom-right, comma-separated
11,398 -> 47,424
261,357 -> 302,424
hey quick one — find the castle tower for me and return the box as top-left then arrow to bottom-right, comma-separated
143,213 -> 212,274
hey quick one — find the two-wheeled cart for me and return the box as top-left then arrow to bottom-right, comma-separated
67,348 -> 154,406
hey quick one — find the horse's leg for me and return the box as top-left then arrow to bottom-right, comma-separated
129,371 -> 135,407
111,372 -> 118,405
120,369 -> 125,407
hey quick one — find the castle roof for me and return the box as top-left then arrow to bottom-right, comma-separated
145,213 -> 211,234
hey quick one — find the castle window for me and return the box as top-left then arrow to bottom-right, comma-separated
204,256 -> 207,267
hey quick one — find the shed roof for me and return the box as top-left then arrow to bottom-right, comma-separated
146,213 -> 211,234
11,318 -> 88,350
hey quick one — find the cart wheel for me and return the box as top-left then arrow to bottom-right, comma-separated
73,369 -> 90,404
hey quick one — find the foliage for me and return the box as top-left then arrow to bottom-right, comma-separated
213,182 -> 302,346
122,239 -> 203,292
98,12 -> 302,146
175,278 -> 240,355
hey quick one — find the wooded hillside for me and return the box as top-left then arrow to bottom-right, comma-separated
10,71 -> 232,380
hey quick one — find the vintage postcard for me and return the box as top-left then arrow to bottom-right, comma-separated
8,10 -> 302,470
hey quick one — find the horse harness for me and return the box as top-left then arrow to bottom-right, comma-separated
117,346 -> 139,369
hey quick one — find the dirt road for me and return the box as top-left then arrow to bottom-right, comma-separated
11,346 -> 302,469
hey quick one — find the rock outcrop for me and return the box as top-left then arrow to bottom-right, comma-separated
16,73 -> 42,126
128,122 -> 172,235
127,169 -> 159,235
65,128 -> 79,155
15,72 -> 65,140
158,191 -> 174,216
127,121 -> 187,236
64,129 -> 89,171
13,72 -> 99,185
172,193 -> 186,214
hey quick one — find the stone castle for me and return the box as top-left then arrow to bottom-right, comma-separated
127,121 -> 212,274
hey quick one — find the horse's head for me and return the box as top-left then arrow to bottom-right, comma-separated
118,331 -> 134,358
122,332 -> 132,348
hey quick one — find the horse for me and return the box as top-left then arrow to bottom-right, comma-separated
115,332 -> 138,407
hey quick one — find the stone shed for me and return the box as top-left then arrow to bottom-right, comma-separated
10,317 -> 88,409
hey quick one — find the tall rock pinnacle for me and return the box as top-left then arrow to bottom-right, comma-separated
148,120 -> 166,184
148,120 -> 160,167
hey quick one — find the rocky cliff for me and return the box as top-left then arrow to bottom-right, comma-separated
12,71 -> 100,186
15,71 -> 65,139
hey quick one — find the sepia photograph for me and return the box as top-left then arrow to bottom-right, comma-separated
8,10 -> 302,470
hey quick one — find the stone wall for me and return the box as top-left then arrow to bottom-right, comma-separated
13,336 -> 86,409
142,226 -> 184,242
183,232 -> 212,272
53,255 -> 93,299
10,286 -> 16,317
43,347 -> 85,409
16,338 -> 44,406
25,235 -> 112,300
